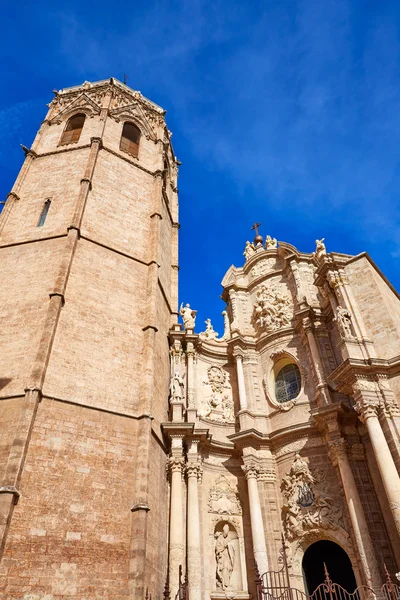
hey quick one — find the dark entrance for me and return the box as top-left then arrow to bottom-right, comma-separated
302,540 -> 357,595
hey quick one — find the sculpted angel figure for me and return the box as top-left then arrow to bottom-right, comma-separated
180,303 -> 196,330
215,524 -> 235,590
243,241 -> 256,261
169,371 -> 185,401
265,235 -> 277,249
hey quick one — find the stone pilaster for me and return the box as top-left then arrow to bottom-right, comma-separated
234,351 -> 248,410
301,316 -> 330,406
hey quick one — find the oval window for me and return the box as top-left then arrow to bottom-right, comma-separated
275,363 -> 301,403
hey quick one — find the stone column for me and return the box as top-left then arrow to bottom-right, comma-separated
355,395 -> 400,537
301,316 -> 330,406
328,438 -> 381,588
235,352 -> 248,410
168,448 -> 185,599
186,441 -> 202,600
186,341 -> 196,412
242,463 -> 269,574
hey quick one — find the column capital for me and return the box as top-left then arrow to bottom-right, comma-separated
167,455 -> 184,477
242,461 -> 270,481
186,460 -> 202,481
233,348 -> 244,360
354,397 -> 380,422
327,438 -> 348,466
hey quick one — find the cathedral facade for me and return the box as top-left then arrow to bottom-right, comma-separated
0,79 -> 399,600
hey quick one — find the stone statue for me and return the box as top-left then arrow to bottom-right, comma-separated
315,238 -> 326,259
335,305 -> 353,338
170,371 -> 184,401
243,241 -> 256,261
215,524 -> 235,590
180,303 -> 196,330
199,318 -> 218,341
265,235 -> 277,249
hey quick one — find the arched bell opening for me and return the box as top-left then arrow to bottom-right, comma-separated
302,540 -> 357,595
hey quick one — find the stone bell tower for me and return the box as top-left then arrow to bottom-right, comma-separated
0,79 -> 179,599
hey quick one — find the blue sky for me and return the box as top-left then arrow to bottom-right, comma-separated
1,0 -> 400,334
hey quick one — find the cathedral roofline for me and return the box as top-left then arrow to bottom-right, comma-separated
56,77 -> 166,114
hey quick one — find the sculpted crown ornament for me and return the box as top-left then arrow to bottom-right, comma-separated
252,283 -> 293,333
281,453 -> 344,541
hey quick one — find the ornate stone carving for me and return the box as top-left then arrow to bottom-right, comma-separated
334,306 -> 354,339
180,303 -> 196,330
208,475 -> 242,515
199,366 -> 234,424
265,235 -> 277,249
215,524 -> 236,590
199,318 -> 219,341
281,454 -> 344,541
243,241 -> 256,261
354,397 -> 380,421
186,460 -> 202,480
168,456 -> 184,474
249,258 -> 276,280
327,438 -> 348,466
252,283 -> 293,333
353,379 -> 377,393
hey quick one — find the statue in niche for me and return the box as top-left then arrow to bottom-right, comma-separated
215,524 -> 235,590
180,302 -> 197,330
265,235 -> 277,249
243,240 -> 256,261
169,371 -> 185,401
222,310 -> 231,340
335,305 -> 353,338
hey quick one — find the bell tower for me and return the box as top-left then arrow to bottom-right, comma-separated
0,79 -> 179,598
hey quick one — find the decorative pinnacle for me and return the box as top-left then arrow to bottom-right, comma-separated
251,222 -> 263,245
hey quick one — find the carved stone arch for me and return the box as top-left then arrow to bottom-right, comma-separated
290,528 -> 356,591
263,349 -> 307,411
50,93 -> 101,125
109,104 -> 157,141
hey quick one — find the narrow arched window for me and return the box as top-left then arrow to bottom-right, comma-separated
120,122 -> 140,157
60,114 -> 85,145
37,199 -> 51,227
275,363 -> 301,403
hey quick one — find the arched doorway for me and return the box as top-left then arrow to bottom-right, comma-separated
302,540 -> 357,595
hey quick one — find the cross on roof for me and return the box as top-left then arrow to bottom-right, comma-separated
251,222 -> 261,237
